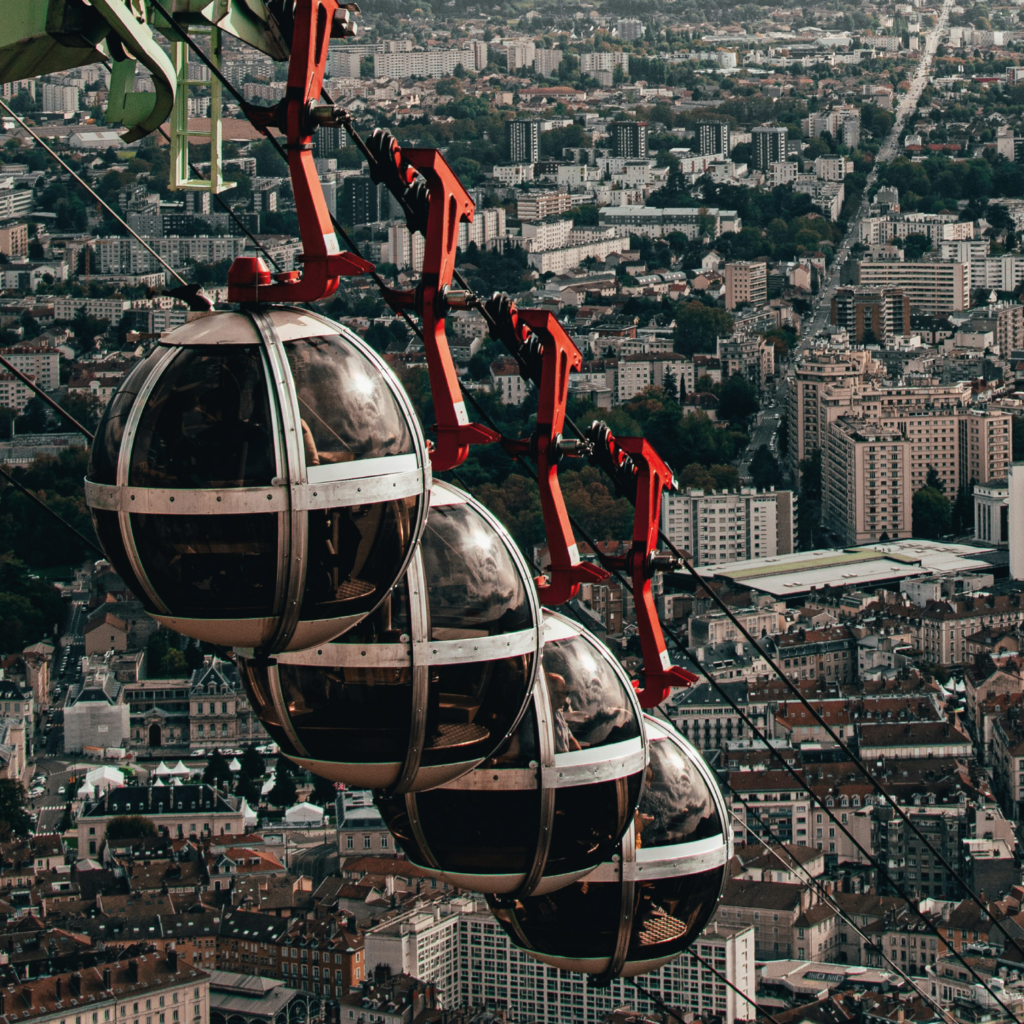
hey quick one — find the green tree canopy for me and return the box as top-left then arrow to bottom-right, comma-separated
673,302 -> 733,357
105,815 -> 157,841
750,445 -> 783,490
240,744 -> 266,781
203,750 -> 232,787
717,374 -> 760,425
0,780 -> 31,839
912,486 -> 952,539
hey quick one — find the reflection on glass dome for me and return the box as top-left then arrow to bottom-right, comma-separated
237,482 -> 540,792
84,310 -> 430,653
488,716 -> 730,978
375,610 -> 647,895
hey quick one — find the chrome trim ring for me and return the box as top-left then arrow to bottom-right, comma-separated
541,737 -> 647,788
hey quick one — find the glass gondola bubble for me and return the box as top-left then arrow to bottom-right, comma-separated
376,609 -> 647,896
235,481 -> 541,792
487,715 -> 731,979
85,309 -> 430,653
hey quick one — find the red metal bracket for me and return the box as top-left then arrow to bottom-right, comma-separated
600,434 -> 697,708
379,148 -> 497,471
501,307 -> 609,606
227,0 -> 373,304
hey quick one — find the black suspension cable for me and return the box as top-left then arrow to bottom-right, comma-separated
135,14 -> 1019,973
0,354 -> 94,441
716,769 -> 958,1024
0,466 -> 104,557
0,99 -> 188,287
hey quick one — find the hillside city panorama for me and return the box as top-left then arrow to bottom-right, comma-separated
6,0 -> 1024,1022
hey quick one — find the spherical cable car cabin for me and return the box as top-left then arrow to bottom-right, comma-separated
488,715 -> 731,979
376,610 -> 648,895
85,308 -> 430,653
235,480 -> 541,793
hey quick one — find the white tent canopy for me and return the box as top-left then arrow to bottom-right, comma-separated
77,781 -> 96,799
86,765 -> 124,794
240,798 -> 258,829
170,761 -> 191,776
285,802 -> 324,826
228,758 -> 242,772
153,761 -> 173,776
153,777 -> 165,787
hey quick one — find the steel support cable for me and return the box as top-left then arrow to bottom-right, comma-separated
0,465 -> 105,557
717,774 -> 959,1024
94,53 -> 285,273
0,99 -> 188,287
449,445 -> 1022,1020
136,15 -> 1018,968
447,407 -> 1019,1021
146,0 -> 423,339
0,354 -> 95,441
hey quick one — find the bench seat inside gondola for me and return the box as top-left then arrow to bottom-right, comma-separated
437,692 -> 482,722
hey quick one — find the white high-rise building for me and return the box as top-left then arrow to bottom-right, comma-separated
661,488 -> 796,566
1009,463 -> 1024,580
365,898 -> 756,1024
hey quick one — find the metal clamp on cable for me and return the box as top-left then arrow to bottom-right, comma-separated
595,431 -> 697,707
227,0 -> 373,304
365,128 -> 431,236
494,304 -> 609,606
376,147 -> 497,471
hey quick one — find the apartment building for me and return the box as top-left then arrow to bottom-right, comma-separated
516,191 -> 574,221
599,205 -> 741,239
373,49 -> 462,77
859,213 -> 973,247
608,118 -> 646,158
718,333 -> 775,389
752,126 -> 788,170
822,419 -> 912,545
660,487 -> 795,565
365,898 -> 756,1024
668,679 -> 773,753
830,287 -> 910,341
787,349 -> 884,465
506,119 -> 540,164
697,120 -> 731,156
0,953 -> 209,1024
857,261 -> 968,313
0,221 -> 28,257
773,627 -> 858,687
78,785 -> 245,857
724,261 -> 768,311
615,352 -> 691,402
950,303 -> 1024,359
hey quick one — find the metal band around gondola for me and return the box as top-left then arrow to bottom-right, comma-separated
114,343 -> 181,616
252,308 -> 308,656
582,835 -> 731,883
393,553 -> 430,797
264,659 -> 312,760
83,460 -> 424,514
512,660 -> 557,899
600,819 -> 637,985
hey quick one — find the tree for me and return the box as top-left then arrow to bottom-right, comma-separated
902,233 -> 932,260
952,484 -> 974,536
266,773 -> 298,808
311,773 -> 337,808
0,780 -> 31,840
662,368 -> 678,401
673,302 -> 734,357
717,374 -> 760,425
925,466 -> 945,494
203,750 -> 232,787
105,815 -> 157,841
240,744 -> 265,781
912,486 -> 952,539
235,771 -> 262,807
750,445 -> 783,490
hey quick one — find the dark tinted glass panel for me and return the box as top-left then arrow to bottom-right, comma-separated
628,866 -> 725,959
91,510 -> 149,608
639,737 -> 723,848
420,654 -> 533,769
422,502 -> 531,641
130,513 -> 277,615
277,662 -> 412,763
542,635 -> 640,753
90,348 -> 166,485
128,348 -> 275,488
547,772 -> 643,875
285,335 -> 412,463
301,496 -> 418,620
240,662 -> 300,758
381,789 -> 539,875
490,881 -> 623,960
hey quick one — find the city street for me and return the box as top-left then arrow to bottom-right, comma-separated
799,0 -> 954,346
